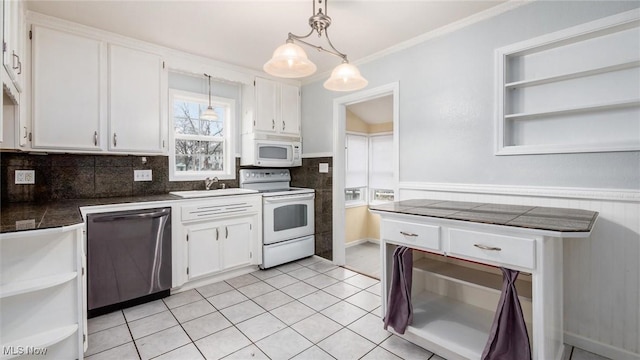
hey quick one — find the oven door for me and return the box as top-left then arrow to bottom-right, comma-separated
263,193 -> 315,244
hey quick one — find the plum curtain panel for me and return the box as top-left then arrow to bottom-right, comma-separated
384,246 -> 413,334
482,267 -> 532,360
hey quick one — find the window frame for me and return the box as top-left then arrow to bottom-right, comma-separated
168,89 -> 236,181
345,186 -> 367,208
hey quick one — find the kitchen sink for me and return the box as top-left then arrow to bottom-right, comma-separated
170,188 -> 259,198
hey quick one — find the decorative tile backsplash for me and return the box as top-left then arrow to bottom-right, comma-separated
291,157 -> 333,261
0,152 -> 334,261
0,153 -> 240,203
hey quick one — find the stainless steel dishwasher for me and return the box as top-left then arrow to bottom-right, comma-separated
87,207 -> 171,317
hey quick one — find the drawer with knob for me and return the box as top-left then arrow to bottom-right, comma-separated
448,228 -> 536,270
381,219 -> 441,252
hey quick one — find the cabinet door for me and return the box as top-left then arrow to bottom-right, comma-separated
187,223 -> 222,280
3,0 -> 23,87
32,26 -> 105,150
221,219 -> 253,270
280,83 -> 300,136
254,77 -> 278,133
108,44 -> 165,153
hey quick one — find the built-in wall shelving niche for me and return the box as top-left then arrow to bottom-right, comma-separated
495,9 -> 640,155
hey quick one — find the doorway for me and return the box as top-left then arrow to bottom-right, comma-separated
331,83 -> 399,278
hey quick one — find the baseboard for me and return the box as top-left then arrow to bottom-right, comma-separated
564,332 -> 640,360
345,238 -> 379,248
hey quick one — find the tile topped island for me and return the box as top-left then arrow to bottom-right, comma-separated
370,199 -> 598,360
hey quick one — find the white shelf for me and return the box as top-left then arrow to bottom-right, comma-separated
504,99 -> 640,121
0,272 -> 77,299
505,60 -> 640,89
0,324 -> 78,360
406,290 -> 495,360
413,258 -> 532,300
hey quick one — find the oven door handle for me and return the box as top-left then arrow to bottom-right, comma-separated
264,194 -> 315,204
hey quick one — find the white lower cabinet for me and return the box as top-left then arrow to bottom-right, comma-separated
178,195 -> 262,285
0,224 -> 86,360
186,217 -> 254,280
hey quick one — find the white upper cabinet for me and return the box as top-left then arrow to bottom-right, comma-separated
252,77 -> 301,137
30,19 -> 168,154
254,77 -> 278,133
280,82 -> 301,136
3,0 -> 25,91
108,44 -> 166,153
31,25 -> 106,151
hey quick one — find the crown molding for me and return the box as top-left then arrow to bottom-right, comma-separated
302,0 -> 531,85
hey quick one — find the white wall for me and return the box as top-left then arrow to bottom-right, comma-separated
301,1 -> 640,357
301,0 -> 640,190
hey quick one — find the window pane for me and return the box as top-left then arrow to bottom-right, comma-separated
173,100 -> 225,136
345,188 -> 364,202
175,154 -> 197,172
373,189 -> 394,202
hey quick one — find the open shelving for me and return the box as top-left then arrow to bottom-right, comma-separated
0,272 -> 77,299
413,257 -> 532,300
0,325 -> 78,360
496,9 -> 640,155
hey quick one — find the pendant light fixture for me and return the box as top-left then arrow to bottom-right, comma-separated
263,0 -> 368,92
201,73 -> 218,121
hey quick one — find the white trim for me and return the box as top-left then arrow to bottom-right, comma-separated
301,152 -> 333,158
564,332 -> 640,360
333,82 -> 400,266
399,181 -> 640,203
303,0 -> 530,85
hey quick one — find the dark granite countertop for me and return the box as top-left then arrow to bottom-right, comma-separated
369,199 -> 598,233
0,194 -> 182,233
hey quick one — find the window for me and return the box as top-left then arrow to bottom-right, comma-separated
369,134 -> 394,204
169,90 -> 235,181
345,134 -> 369,206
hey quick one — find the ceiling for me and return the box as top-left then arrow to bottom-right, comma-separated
26,0 -> 507,79
348,95 -> 393,125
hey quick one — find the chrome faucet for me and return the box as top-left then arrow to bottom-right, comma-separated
204,177 -> 218,190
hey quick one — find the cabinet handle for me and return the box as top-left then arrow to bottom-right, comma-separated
400,231 -> 418,237
216,228 -> 219,241
12,52 -> 19,71
474,244 -> 502,251
272,119 -> 275,130
94,131 -> 98,146
113,133 -> 117,147
282,121 -> 286,131
225,226 -> 228,239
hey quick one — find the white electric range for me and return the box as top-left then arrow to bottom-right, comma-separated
239,169 -> 315,268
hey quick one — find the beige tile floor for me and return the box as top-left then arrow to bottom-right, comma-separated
86,254 -> 610,360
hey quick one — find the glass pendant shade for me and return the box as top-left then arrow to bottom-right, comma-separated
263,42 -> 317,78
201,106 -> 218,121
323,62 -> 368,92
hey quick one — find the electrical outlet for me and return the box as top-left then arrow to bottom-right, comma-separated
15,170 -> 35,184
319,163 -> 329,173
15,219 -> 36,230
134,169 -> 152,182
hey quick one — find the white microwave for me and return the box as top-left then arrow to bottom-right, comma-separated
241,133 -> 302,167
